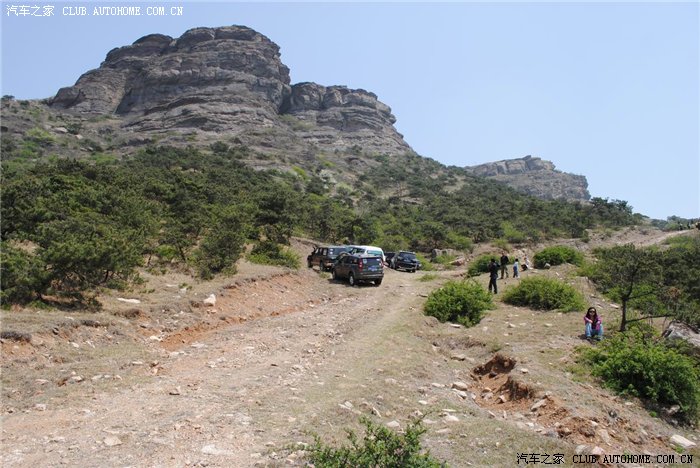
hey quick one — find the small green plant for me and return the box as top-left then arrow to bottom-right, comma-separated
467,254 -> 496,277
533,245 -> 583,268
415,253 -> 434,271
432,254 -> 456,266
580,330 -> 700,424
248,241 -> 300,269
502,276 -> 585,311
501,221 -> 527,244
305,416 -> 445,467
418,273 -> 439,282
424,279 -> 493,327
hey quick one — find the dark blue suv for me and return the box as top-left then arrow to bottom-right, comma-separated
391,251 -> 420,272
332,254 -> 384,286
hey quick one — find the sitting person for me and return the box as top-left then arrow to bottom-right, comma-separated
584,307 -> 603,341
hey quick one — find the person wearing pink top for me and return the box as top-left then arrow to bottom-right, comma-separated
584,307 -> 603,341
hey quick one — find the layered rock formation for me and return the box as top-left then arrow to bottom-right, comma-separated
50,25 -> 410,155
465,155 -> 590,201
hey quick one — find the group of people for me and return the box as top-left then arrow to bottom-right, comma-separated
487,253 -> 530,294
485,252 -> 603,342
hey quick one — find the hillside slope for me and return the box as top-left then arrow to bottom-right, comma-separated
2,230 -> 697,466
2,25 -> 587,202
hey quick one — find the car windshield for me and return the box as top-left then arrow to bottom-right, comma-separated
367,250 -> 383,257
400,253 -> 417,260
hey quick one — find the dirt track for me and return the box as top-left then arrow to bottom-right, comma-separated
2,228 -> 699,467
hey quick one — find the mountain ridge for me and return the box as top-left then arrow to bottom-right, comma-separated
6,24 -> 587,202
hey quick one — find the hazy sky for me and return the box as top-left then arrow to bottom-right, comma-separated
2,1 -> 698,220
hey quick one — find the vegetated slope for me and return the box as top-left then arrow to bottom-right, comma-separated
5,24 -> 590,204
1,24 -> 643,308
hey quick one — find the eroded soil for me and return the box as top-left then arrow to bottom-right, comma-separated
2,229 -> 699,467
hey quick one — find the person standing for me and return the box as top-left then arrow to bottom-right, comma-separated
513,258 -> 520,278
500,253 -> 509,279
488,258 -> 499,294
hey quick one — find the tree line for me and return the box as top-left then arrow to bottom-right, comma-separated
2,144 -> 641,306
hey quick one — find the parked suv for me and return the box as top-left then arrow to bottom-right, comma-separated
332,253 -> 384,286
307,245 -> 350,271
391,251 -> 420,272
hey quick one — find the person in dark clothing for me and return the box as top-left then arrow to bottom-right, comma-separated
500,253 -> 509,279
488,258 -> 499,294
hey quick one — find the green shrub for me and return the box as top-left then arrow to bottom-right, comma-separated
248,241 -> 300,269
306,416 -> 445,467
433,254 -> 456,266
446,232 -> 473,252
501,221 -> 527,244
503,276 -> 585,311
533,245 -> 583,268
424,280 -> 493,327
415,253 -> 434,271
467,254 -> 496,277
580,330 -> 700,423
0,242 -> 46,305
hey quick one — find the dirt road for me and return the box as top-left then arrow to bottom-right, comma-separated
2,228 -> 698,467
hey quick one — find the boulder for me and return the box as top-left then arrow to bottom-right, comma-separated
670,434 -> 696,449
663,321 -> 700,357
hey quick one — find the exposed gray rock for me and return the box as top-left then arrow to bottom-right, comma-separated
465,155 -> 590,201
670,434 -> 696,449
50,25 -> 410,157
663,321 -> 700,357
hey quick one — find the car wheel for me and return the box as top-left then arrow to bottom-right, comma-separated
411,269 -> 416,273
307,260 -> 312,268
348,273 -> 356,286
332,269 -> 338,280
374,278 -> 382,286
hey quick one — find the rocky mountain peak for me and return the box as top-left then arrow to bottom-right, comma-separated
465,155 -> 590,201
48,25 -> 410,156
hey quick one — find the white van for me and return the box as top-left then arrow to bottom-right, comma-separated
349,245 -> 385,263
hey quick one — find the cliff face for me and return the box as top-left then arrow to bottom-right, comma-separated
28,26 -> 589,201
50,25 -> 410,156
465,156 -> 590,201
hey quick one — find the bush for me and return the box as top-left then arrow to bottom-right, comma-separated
533,245 -> 583,268
580,330 -> 700,423
248,241 -> 300,269
503,277 -> 585,311
415,253 -> 434,271
424,280 -> 493,327
467,254 -> 496,277
0,242 -> 46,305
306,416 -> 445,467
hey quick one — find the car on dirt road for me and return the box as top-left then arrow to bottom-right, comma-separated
332,253 -> 384,286
307,245 -> 351,271
391,251 -> 420,272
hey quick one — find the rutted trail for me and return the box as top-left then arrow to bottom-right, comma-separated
1,269 -> 444,467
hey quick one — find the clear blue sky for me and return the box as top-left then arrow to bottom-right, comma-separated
2,1 -> 698,220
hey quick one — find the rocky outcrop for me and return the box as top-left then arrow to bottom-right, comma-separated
52,27 -> 290,132
50,25 -> 410,156
282,83 -> 409,155
465,155 -> 590,201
